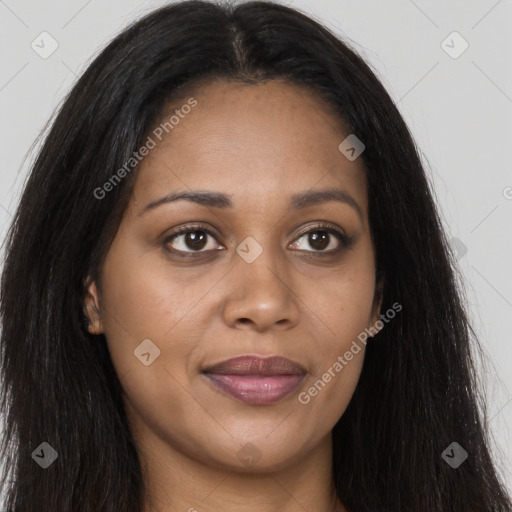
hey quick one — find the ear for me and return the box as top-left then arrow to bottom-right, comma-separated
83,275 -> 104,335
369,274 -> 384,335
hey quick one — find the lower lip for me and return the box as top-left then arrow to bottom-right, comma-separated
203,373 -> 305,404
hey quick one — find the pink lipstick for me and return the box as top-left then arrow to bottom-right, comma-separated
202,355 -> 306,405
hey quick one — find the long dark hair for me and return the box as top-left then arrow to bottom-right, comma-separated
1,1 -> 510,510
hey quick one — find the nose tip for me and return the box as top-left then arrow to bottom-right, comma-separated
222,244 -> 302,331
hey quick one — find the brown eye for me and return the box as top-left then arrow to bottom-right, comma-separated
290,223 -> 354,253
162,221 -> 354,258
164,226 -> 222,254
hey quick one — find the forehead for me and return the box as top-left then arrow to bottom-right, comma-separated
133,79 -> 368,219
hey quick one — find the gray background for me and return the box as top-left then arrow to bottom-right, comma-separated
1,0 -> 511,501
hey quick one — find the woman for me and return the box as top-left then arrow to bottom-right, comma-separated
1,1 -> 510,511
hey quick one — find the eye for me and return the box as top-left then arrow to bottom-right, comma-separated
289,222 -> 354,253
163,224 -> 223,255
162,221 -> 355,257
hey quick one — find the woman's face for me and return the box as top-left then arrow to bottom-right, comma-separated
85,79 -> 382,472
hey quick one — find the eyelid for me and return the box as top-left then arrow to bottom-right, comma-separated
162,221 -> 354,255
294,221 -> 348,241
292,221 -> 355,252
162,223 -> 222,254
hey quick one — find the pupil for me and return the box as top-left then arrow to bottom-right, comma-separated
310,231 -> 328,250
186,231 -> 207,250
182,230 -> 330,252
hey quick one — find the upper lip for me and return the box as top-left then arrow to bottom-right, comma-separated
202,355 -> 307,376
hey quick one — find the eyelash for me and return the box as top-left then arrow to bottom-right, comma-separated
162,221 -> 355,258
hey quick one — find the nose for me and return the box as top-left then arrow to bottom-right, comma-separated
221,239 -> 301,332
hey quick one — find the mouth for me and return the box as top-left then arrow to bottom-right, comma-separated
201,355 -> 307,405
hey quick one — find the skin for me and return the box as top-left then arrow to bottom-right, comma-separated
84,79 -> 383,512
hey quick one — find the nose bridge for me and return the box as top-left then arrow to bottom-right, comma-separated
234,232 -> 287,293
222,231 -> 300,330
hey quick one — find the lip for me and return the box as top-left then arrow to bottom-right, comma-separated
202,355 -> 306,405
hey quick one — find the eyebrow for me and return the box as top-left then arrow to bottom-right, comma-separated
138,187 -> 363,221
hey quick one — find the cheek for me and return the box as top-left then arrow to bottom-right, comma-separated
298,299 -> 367,426
295,260 -> 374,418
97,241 -> 213,377
306,255 -> 376,349
299,351 -> 365,428
97,246 -> 214,444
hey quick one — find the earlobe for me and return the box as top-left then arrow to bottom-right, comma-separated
82,276 -> 104,335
